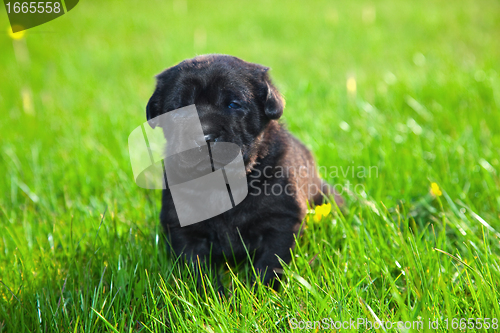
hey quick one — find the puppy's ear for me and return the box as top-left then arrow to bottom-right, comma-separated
255,67 -> 284,120
264,78 -> 285,120
146,66 -> 179,128
146,89 -> 162,129
248,63 -> 284,119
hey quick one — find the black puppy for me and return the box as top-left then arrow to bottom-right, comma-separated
146,54 -> 341,290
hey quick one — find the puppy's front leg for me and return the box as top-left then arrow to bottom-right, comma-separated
167,228 -> 224,295
253,228 -> 297,290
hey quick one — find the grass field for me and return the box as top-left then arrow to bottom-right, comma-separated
1,0 -> 500,331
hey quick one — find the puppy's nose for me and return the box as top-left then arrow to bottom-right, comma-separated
204,134 -> 216,142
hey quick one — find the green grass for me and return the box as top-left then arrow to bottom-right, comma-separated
1,0 -> 500,331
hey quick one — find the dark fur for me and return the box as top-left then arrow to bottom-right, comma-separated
146,54 -> 342,290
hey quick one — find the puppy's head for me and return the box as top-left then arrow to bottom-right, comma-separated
146,55 -> 284,163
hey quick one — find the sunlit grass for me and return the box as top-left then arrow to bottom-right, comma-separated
1,0 -> 500,331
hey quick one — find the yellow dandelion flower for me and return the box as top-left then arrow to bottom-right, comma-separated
8,25 -> 26,40
313,203 -> 332,222
430,182 -> 442,197
322,203 -> 332,215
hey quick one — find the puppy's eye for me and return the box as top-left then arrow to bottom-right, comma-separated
228,102 -> 242,109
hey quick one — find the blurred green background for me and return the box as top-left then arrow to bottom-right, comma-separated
1,0 -> 500,332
